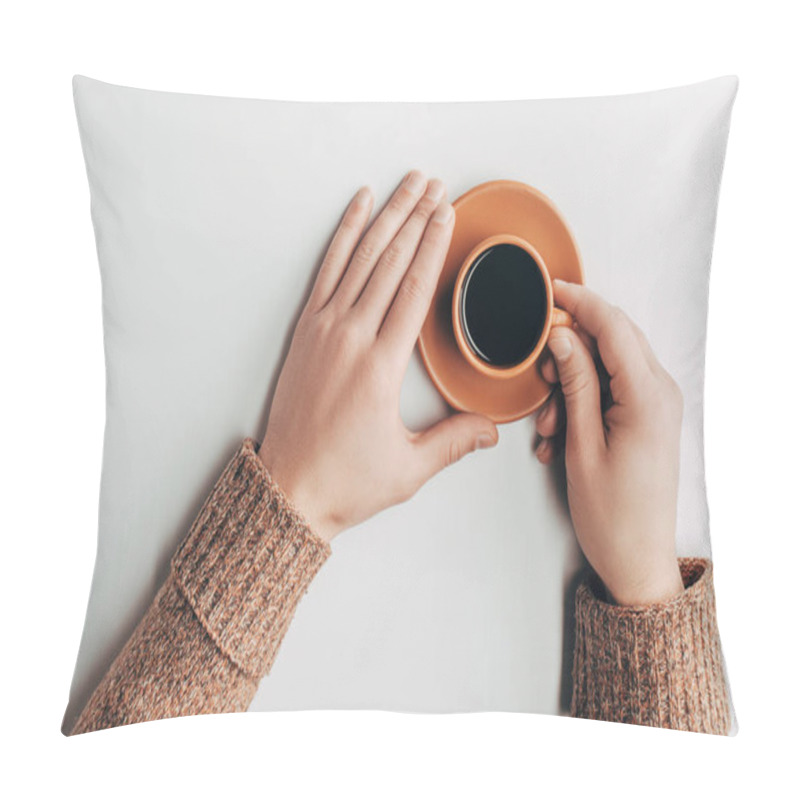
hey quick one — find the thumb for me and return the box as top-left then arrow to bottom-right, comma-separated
547,326 -> 604,455
415,412 -> 498,483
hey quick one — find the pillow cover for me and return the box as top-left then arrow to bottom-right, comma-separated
65,75 -> 737,733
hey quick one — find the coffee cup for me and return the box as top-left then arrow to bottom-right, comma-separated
451,234 -> 573,379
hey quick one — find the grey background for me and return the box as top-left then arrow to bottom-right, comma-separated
64,75 -> 736,731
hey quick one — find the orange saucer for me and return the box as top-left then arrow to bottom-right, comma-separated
418,180 -> 584,423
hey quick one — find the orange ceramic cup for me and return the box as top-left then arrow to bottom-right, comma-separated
451,233 -> 574,380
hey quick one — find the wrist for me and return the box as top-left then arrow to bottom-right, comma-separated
256,444 -> 339,544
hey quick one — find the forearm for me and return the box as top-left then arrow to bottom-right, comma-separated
571,558 -> 731,735
70,439 -> 331,734
69,575 -> 258,733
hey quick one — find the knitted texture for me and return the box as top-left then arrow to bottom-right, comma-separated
171,438 -> 331,680
70,439 -> 330,734
70,439 -> 731,735
571,558 -> 731,735
70,575 -> 257,734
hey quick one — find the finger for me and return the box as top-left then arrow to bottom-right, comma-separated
306,186 -> 374,312
356,179 -> 446,327
539,352 -> 558,384
413,411 -> 498,485
547,326 -> 605,457
331,170 -> 427,308
552,280 -> 651,405
534,436 -> 553,464
536,427 -> 566,464
544,325 -> 597,383
378,201 -> 455,358
535,391 -> 565,438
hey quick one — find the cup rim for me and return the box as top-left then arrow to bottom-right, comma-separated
451,233 -> 555,380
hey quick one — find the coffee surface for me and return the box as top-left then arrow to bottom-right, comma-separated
460,243 -> 547,367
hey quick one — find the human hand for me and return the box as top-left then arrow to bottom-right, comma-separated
534,281 -> 684,606
259,172 -> 498,543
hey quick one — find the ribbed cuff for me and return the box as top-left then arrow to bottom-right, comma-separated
571,558 -> 731,734
171,438 -> 331,680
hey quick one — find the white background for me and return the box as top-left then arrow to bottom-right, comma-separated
1,0 -> 797,797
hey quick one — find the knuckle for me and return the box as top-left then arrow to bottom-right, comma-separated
298,308 -> 325,338
334,318 -> 363,351
320,252 -> 337,272
382,240 -> 405,270
413,196 -> 437,220
389,187 -> 414,213
319,251 -> 342,279
355,239 -> 377,265
446,439 -> 463,467
562,371 -> 594,399
339,213 -> 360,233
312,305 -> 337,331
400,273 -> 427,303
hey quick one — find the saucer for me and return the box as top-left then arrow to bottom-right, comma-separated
418,180 -> 584,423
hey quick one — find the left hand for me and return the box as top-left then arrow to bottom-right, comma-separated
259,172 -> 498,543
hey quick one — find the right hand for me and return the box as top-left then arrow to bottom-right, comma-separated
535,281 -> 685,606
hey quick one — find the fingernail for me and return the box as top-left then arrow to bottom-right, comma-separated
353,186 -> 371,208
548,332 -> 572,361
476,433 -> 496,450
433,202 -> 454,224
426,179 -> 446,202
405,170 -> 425,193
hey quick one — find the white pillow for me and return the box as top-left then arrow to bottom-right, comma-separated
65,75 -> 737,729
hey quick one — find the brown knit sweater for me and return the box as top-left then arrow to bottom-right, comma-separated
69,439 -> 731,735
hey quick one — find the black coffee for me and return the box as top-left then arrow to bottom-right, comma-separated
459,243 -> 547,367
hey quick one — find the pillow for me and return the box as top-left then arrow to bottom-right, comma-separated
65,75 -> 737,732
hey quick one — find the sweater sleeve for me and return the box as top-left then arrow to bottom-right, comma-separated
571,557 -> 732,735
69,438 -> 331,735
